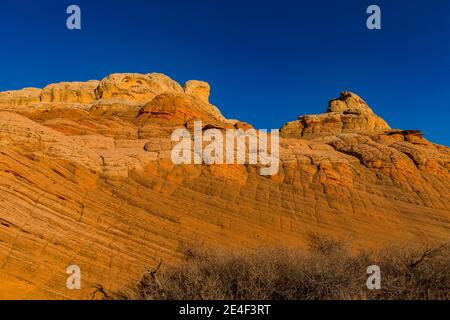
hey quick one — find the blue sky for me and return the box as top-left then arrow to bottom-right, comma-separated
0,0 -> 449,145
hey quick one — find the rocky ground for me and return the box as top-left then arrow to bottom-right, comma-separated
0,73 -> 448,299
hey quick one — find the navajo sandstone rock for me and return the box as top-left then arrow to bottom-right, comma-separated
280,91 -> 390,138
0,73 -> 448,299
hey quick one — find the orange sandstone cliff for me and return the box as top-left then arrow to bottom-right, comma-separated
0,73 -> 448,299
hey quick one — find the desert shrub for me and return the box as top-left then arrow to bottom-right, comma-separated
108,236 -> 449,300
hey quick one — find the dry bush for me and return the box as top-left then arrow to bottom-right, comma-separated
109,236 -> 449,300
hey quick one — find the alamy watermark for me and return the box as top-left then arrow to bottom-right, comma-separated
64,264 -> 381,292
367,5 -> 381,30
66,5 -> 81,30
366,265 -> 381,290
171,121 -> 280,176
65,5 -> 379,32
66,264 -> 81,290
65,4 -> 379,31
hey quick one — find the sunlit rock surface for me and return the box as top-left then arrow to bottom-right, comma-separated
0,74 -> 448,299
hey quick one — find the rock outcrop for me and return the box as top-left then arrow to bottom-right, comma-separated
0,74 -> 448,299
95,73 -> 184,102
41,80 -> 100,104
0,88 -> 42,111
281,91 -> 390,139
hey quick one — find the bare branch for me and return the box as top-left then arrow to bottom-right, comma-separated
91,284 -> 109,300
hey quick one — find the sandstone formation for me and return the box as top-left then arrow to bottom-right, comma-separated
0,74 -> 448,299
280,91 -> 390,139
95,73 -> 183,102
0,87 -> 41,111
41,80 -> 100,104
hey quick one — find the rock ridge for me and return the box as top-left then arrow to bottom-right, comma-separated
0,73 -> 448,299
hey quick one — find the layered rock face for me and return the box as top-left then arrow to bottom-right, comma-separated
281,91 -> 390,139
0,74 -> 448,299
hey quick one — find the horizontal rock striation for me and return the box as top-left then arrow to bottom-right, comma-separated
0,75 -> 448,299
280,91 -> 390,139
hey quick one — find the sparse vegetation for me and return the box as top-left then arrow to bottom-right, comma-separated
109,236 -> 449,300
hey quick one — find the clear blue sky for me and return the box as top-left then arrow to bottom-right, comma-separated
0,0 -> 449,145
